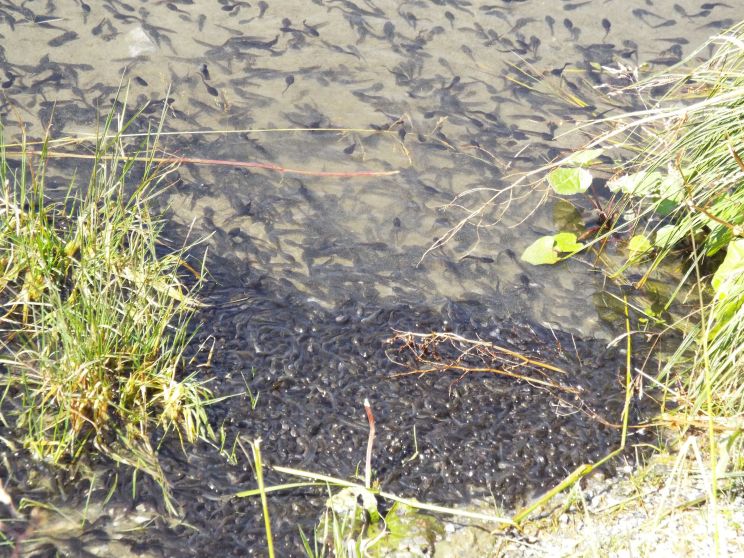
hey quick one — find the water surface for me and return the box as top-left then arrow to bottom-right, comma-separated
0,0 -> 730,555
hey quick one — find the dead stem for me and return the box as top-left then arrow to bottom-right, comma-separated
386,331 -> 581,395
7,150 -> 400,179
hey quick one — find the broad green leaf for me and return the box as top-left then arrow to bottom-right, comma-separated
706,226 -> 733,256
562,148 -> 604,166
712,238 -> 744,299
628,234 -> 652,259
521,233 -> 583,265
547,167 -> 593,195
699,196 -> 743,255
654,224 -> 681,248
607,171 -> 661,196
655,198 -> 679,217
552,199 -> 584,232
521,236 -> 560,265
657,168 -> 686,202
553,232 -> 584,253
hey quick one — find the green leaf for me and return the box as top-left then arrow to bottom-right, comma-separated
706,226 -> 733,257
562,148 -> 604,166
655,198 -> 679,217
547,167 -> 593,195
521,236 -> 560,265
657,168 -> 686,202
521,233 -> 584,266
699,195 -> 743,255
654,225 -> 682,248
553,232 -> 584,253
712,238 -> 744,300
628,234 -> 652,259
552,199 -> 584,232
607,171 -> 661,196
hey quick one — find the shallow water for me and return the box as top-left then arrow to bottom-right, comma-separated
0,0 -> 731,555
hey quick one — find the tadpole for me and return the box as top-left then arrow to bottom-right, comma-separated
283,75 -> 295,93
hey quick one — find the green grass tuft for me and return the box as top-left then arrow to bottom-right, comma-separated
593,22 -> 744,420
0,106 -> 212,507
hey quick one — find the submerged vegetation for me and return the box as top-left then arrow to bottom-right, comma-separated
0,108 -> 212,505
498,19 -> 744,556
527,22 -> 744,425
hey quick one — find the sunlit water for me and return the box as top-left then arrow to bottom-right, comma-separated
0,0 -> 729,555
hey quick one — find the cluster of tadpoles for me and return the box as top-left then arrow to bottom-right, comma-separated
386,330 -> 655,431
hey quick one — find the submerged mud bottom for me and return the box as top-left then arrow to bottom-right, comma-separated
2,257 -> 652,557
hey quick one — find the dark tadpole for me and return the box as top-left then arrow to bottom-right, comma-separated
510,17 -> 537,33
445,11 -> 454,28
92,18 -> 117,39
564,1 -> 591,10
383,21 -> 395,41
700,2 -> 733,9
200,63 -> 211,81
399,10 -> 417,29
601,18 -> 611,40
166,3 -> 189,14
545,15 -> 555,35
673,4 -> 689,19
302,20 -> 320,37
655,19 -> 677,29
550,63 -> 570,77
444,75 -> 461,90
134,76 -> 148,86
282,75 -> 295,93
563,18 -> 580,40
343,143 -> 356,155
528,35 -> 541,57
48,30 -> 78,47
655,36 -> 689,45
698,18 -> 735,29
201,76 -> 219,97
632,8 -> 677,29
621,39 -> 638,60
2,73 -> 15,89
33,15 -> 62,25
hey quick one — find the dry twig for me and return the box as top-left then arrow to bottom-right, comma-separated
386,331 -> 581,395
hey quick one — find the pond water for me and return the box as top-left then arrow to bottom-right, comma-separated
0,0 -> 730,555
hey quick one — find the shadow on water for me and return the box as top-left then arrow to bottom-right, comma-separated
0,0 -> 730,555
